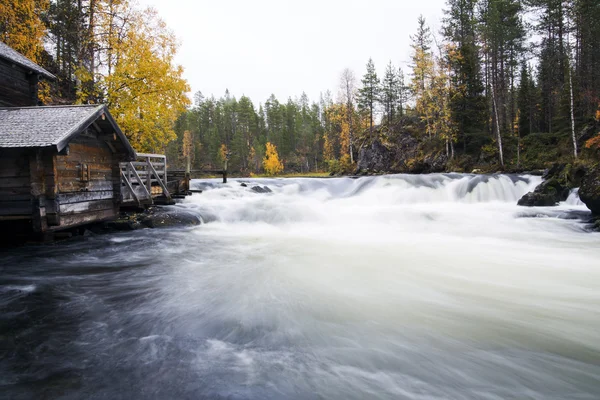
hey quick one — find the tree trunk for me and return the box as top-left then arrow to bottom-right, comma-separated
491,83 -> 504,167
569,65 -> 578,158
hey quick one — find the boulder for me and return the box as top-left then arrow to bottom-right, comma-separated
140,208 -> 202,229
517,163 -> 587,207
251,185 -> 272,193
517,191 -> 562,207
579,165 -> 600,215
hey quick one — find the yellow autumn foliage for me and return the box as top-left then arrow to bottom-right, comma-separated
0,0 -> 47,62
263,142 -> 284,175
104,7 -> 190,153
218,144 -> 228,163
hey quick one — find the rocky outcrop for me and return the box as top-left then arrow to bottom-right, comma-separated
355,134 -> 448,175
517,163 -> 586,207
356,140 -> 394,174
579,165 -> 600,215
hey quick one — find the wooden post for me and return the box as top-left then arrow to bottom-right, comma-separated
185,153 -> 191,192
146,156 -> 152,193
223,159 -> 228,184
29,150 -> 47,233
163,155 -> 168,189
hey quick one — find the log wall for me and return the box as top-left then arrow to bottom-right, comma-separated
53,135 -> 120,229
0,149 -> 32,217
0,61 -> 37,107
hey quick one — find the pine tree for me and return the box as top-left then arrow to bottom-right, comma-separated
381,61 -> 401,128
478,0 -> 525,166
357,58 -> 380,139
410,15 -> 435,138
442,0 -> 486,153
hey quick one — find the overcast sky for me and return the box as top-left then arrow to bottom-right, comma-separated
136,0 -> 446,105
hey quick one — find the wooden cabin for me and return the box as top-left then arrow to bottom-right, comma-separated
0,41 -> 56,107
0,105 -> 136,234
0,42 -> 139,237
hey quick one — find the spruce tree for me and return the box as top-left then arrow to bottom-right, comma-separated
357,58 -> 381,139
442,0 -> 486,153
381,61 -> 401,128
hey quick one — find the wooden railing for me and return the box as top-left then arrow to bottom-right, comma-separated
120,153 -> 171,205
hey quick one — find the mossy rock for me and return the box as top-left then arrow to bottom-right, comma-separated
579,165 -> 600,215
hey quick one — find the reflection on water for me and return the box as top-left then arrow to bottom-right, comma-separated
1,174 -> 600,399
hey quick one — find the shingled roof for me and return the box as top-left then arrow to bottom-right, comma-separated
0,105 -> 135,157
0,41 -> 56,80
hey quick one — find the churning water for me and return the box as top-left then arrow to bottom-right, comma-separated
1,174 -> 600,399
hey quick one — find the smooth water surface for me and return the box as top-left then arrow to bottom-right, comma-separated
1,174 -> 600,399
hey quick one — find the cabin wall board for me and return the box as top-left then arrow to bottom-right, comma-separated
54,136 -> 121,229
0,149 -> 31,217
0,61 -> 36,107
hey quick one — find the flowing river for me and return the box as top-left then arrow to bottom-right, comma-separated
1,174 -> 600,399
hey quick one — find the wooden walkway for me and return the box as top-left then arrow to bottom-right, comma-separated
120,154 -> 228,206
120,153 -> 174,206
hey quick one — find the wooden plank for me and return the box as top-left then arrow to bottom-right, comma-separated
148,162 -> 170,198
0,153 -> 30,178
59,199 -> 115,215
0,201 -> 32,216
57,191 -> 114,204
0,176 -> 31,189
56,161 -> 113,172
52,208 -> 117,230
0,215 -> 31,221
58,179 -> 117,193
121,170 -> 140,205
135,153 -> 167,159
128,162 -> 152,200
0,194 -> 32,201
57,170 -> 112,180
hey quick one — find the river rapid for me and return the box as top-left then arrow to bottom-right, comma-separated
1,173 -> 600,399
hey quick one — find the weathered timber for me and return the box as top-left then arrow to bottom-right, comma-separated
0,41 -> 54,107
119,153 -> 172,205
0,104 -> 135,235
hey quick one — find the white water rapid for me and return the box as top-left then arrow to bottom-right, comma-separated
1,173 -> 599,399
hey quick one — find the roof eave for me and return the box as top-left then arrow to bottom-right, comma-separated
0,54 -> 56,81
53,105 -> 136,160
103,108 -> 137,161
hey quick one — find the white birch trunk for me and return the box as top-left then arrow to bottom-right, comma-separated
491,83 -> 504,167
569,67 -> 577,158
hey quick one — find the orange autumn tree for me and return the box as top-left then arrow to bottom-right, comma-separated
584,105 -> 600,150
263,142 -> 284,175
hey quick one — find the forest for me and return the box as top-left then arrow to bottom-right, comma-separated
168,0 -> 600,175
1,0 -> 599,175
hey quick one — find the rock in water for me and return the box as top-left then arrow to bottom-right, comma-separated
140,209 -> 202,228
251,186 -> 272,193
240,183 -> 247,187
517,191 -> 561,207
517,163 -> 584,207
579,166 -> 600,215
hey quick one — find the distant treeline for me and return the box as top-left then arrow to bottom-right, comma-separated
1,0 -> 599,171
170,0 -> 599,174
